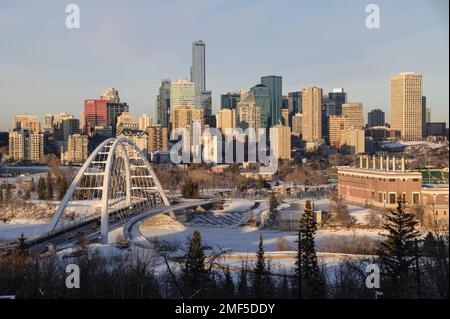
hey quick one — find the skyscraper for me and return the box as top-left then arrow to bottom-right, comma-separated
288,91 -> 301,114
216,108 -> 237,133
390,72 -> 423,141
270,125 -> 291,160
261,75 -> 282,126
12,114 -> 41,133
157,79 -> 171,127
221,92 -> 240,110
84,99 -> 108,135
8,128 -> 44,162
368,109 -> 385,127
302,87 -> 323,148
170,79 -> 196,110
328,88 -> 347,115
422,96 -> 427,138
342,103 -> 364,128
237,89 -> 260,130
250,84 -> 270,129
191,40 -> 206,109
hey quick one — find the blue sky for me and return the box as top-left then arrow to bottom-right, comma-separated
0,0 -> 448,130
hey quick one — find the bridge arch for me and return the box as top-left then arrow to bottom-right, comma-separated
48,138 -> 170,244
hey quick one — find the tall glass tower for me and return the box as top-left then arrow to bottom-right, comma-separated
191,40 -> 206,108
261,75 -> 282,126
251,84 -> 271,129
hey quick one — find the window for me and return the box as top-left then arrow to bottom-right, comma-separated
412,193 -> 420,205
389,193 -> 396,204
379,192 -> 382,202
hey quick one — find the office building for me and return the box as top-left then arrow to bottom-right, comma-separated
261,75 -> 282,126
390,72 -> 423,140
170,104 -> 204,131
157,79 -> 171,127
237,89 -> 261,130
340,127 -> 365,154
191,40 -> 206,107
329,115 -> 350,149
368,109 -> 385,127
250,84 -> 271,128
288,91 -> 301,114
221,92 -> 240,110
282,108 -> 290,127
116,112 -> 138,132
328,88 -> 347,115
117,129 -> 149,154
101,88 -> 120,102
170,79 -> 196,111
342,103 -> 364,128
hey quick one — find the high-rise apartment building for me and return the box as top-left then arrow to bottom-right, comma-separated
216,108 -> 237,133
61,134 -> 88,164
390,72 -> 423,141
139,114 -> 152,131
117,129 -> 149,153
8,129 -> 44,162
44,114 -> 54,131
157,79 -> 171,127
250,84 -> 270,128
328,88 -> 347,115
12,115 -> 41,133
147,125 -> 168,154
368,109 -> 385,127
221,92 -> 240,110
270,124 -> 291,160
302,87 -> 323,148
282,108 -> 290,127
342,103 -> 364,129
292,113 -> 302,136
261,75 -> 282,126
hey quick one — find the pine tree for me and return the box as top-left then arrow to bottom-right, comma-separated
46,172 -> 53,200
23,190 -> 31,200
182,230 -> 210,298
17,232 -> 27,253
252,234 -> 268,298
295,200 -> 325,298
0,189 -> 3,202
237,262 -> 249,298
57,176 -> 68,200
378,200 -> 420,298
269,192 -> 278,212
222,266 -> 235,298
37,176 -> 46,200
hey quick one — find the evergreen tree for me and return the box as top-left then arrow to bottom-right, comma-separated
17,232 -> 27,253
57,176 -> 68,200
252,234 -> 268,298
222,266 -> 235,298
181,180 -> 199,199
0,189 -> 3,202
295,200 -> 325,298
378,200 -> 420,298
182,230 -> 210,298
37,176 -> 46,200
46,172 -> 53,200
237,262 -> 249,298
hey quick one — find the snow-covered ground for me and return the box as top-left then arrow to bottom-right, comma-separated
139,198 -> 381,255
0,221 -> 50,241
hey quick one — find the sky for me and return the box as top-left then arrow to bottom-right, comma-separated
0,0 -> 448,131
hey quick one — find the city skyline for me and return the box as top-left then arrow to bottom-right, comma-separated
0,0 -> 449,131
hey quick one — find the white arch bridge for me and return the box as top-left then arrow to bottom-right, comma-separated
24,138 -> 216,252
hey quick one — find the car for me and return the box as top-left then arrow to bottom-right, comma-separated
65,234 -> 75,240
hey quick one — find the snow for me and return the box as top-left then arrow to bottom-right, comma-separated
0,221 -> 50,242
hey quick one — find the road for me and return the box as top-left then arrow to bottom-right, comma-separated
23,198 -> 219,254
